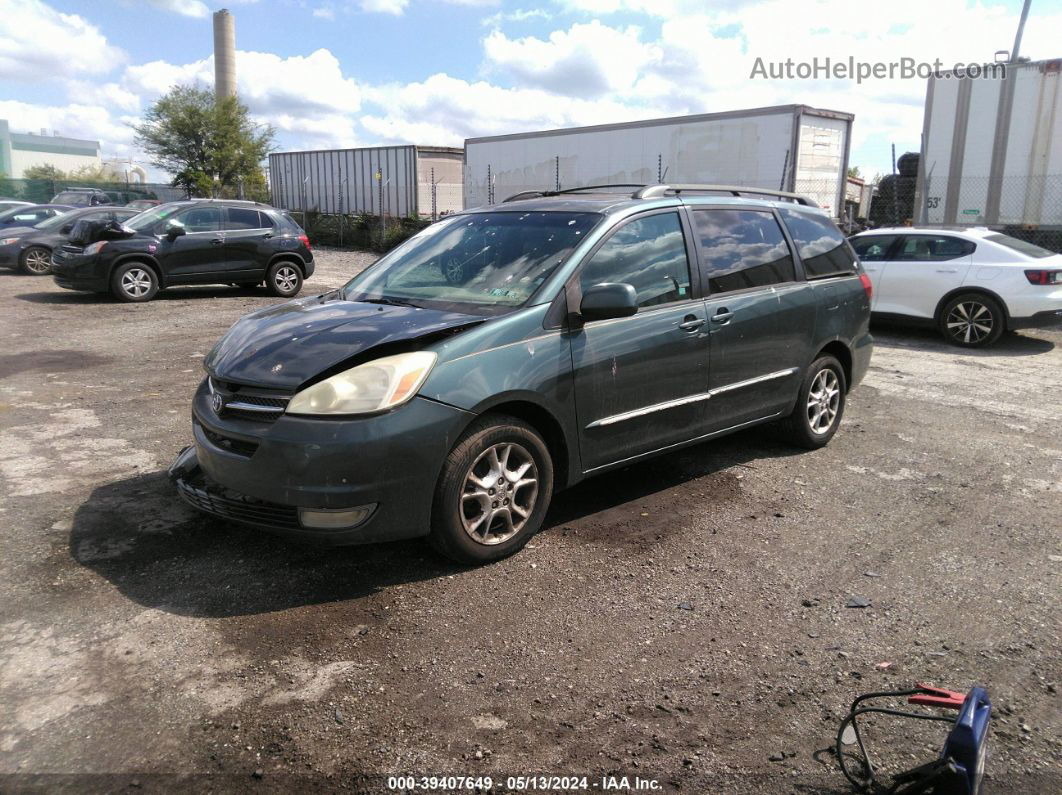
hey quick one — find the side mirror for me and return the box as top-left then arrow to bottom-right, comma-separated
579,282 -> 638,322
60,224 -> 73,234
165,223 -> 186,241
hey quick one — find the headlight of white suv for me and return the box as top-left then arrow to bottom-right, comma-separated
286,351 -> 437,416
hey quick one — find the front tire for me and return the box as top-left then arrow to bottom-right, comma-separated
778,355 -> 847,449
939,293 -> 1005,348
430,415 -> 554,565
111,262 -> 159,302
19,246 -> 52,275
266,261 -> 303,297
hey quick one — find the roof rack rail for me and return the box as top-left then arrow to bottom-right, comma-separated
502,184 -> 648,203
633,184 -> 817,207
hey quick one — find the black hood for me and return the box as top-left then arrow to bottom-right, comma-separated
205,292 -> 482,390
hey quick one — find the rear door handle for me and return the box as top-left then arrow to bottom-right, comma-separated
211,238 -> 225,246
678,315 -> 705,331
936,268 -> 958,273
711,309 -> 733,324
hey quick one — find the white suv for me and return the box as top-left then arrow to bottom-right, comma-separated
850,227 -> 1062,347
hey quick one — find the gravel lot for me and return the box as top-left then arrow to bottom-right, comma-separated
0,247 -> 1059,793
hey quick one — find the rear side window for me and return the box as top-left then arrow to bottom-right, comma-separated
780,208 -> 857,278
693,209 -> 795,293
851,235 -> 899,261
894,235 -> 975,262
580,212 -> 691,308
225,208 -> 268,230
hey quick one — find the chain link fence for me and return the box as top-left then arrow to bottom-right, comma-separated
0,177 -> 190,205
289,210 -> 432,253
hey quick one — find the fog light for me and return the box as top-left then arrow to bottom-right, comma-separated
298,504 -> 376,530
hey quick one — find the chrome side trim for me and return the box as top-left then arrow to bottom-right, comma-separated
707,367 -> 799,396
586,392 -> 712,429
583,411 -> 785,474
584,367 -> 799,429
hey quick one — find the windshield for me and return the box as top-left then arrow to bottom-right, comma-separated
35,210 -> 78,230
124,204 -> 184,232
984,233 -> 1055,259
342,211 -> 601,316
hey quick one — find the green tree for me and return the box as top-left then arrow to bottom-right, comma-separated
847,166 -> 862,179
23,164 -> 68,181
133,85 -> 274,198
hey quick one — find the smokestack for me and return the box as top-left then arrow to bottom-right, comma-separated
213,9 -> 236,101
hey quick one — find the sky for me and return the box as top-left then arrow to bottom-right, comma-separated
1,0 -> 1059,183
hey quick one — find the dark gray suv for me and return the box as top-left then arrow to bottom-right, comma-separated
171,184 -> 873,564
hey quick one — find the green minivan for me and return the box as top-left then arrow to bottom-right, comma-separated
171,185 -> 873,564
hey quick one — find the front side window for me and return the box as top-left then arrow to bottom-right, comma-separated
851,235 -> 899,262
579,212 -> 691,308
693,209 -> 795,293
780,208 -> 857,278
172,207 -> 222,233
894,235 -> 975,262
343,211 -> 601,316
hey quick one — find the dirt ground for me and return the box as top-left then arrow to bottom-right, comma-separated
0,248 -> 1058,794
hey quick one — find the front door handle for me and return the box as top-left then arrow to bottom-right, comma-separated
936,268 -> 958,273
677,315 -> 705,331
711,309 -> 734,324
211,238 -> 225,246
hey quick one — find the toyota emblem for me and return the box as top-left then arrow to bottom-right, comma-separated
211,393 -> 224,414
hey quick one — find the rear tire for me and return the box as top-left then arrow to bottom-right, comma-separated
778,355 -> 847,449
429,415 -> 554,565
19,246 -> 52,275
110,262 -> 159,302
938,293 -> 1005,348
266,261 -> 302,297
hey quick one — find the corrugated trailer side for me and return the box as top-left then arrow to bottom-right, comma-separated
463,105 -> 852,217
917,58 -> 1062,228
269,145 -> 418,216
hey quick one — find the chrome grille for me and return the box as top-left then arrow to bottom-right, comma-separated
208,377 -> 291,423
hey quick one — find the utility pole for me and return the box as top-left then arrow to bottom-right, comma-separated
1011,0 -> 1032,61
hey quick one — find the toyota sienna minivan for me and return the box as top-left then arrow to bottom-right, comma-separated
171,184 -> 873,564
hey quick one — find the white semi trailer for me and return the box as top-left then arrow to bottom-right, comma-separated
464,104 -> 854,218
916,57 -> 1062,229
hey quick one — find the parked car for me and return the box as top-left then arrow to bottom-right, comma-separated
0,199 -> 33,214
0,204 -> 74,228
50,188 -> 113,207
851,227 -> 1062,347
169,184 -> 874,564
51,199 -> 313,302
125,199 -> 161,211
0,206 -> 139,275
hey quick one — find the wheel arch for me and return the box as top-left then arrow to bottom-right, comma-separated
268,252 -> 308,275
460,396 -> 575,491
111,253 -> 163,284
934,286 -> 1011,328
814,339 -> 854,392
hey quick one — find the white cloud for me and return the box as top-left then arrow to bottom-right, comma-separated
484,21 -> 659,97
313,6 -> 336,19
0,99 -> 137,153
0,0 -> 125,81
140,0 -> 209,17
359,0 -> 408,14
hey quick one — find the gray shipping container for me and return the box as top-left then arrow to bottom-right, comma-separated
464,104 -> 854,218
915,57 -> 1062,228
269,145 -> 464,217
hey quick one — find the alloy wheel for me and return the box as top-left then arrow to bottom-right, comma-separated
806,368 -> 840,435
460,442 -> 539,545
274,265 -> 299,293
121,267 -> 153,299
945,300 -> 993,345
23,248 -> 51,274
442,256 -> 464,283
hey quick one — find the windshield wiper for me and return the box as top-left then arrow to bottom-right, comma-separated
358,296 -> 420,308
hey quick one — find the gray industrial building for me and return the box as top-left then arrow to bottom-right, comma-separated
269,145 -> 464,218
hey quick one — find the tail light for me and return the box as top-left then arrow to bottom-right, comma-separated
859,272 -> 873,299
1024,269 -> 1061,285
298,234 -> 312,251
